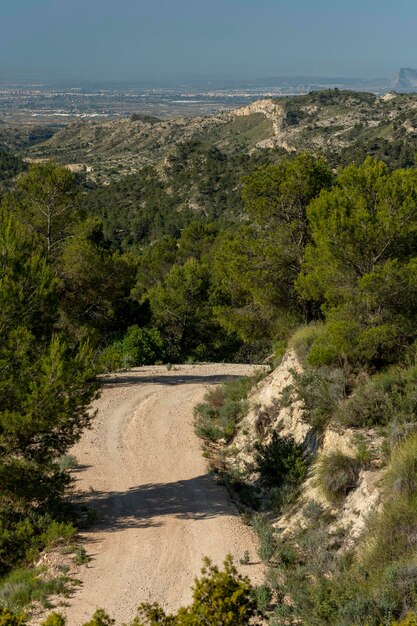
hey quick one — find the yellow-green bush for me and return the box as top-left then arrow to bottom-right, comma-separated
392,613 -> 417,626
385,433 -> 417,498
315,450 -> 360,504
288,322 -> 325,361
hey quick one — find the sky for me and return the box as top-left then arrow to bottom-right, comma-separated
1,0 -> 417,82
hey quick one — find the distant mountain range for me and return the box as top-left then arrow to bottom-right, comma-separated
240,68 -> 417,94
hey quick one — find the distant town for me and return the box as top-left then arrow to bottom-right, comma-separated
0,69 -> 414,122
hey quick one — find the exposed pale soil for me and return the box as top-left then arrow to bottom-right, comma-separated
227,351 -> 384,545
58,364 -> 262,625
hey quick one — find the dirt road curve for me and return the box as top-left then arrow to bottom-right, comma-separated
64,364 -> 262,625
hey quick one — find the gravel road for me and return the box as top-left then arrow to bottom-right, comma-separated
63,364 -> 262,625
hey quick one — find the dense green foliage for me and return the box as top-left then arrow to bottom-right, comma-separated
99,325 -> 165,370
298,158 -> 417,368
5,103 -> 417,622
0,166 -> 99,580
211,154 -> 332,343
0,149 -> 26,187
254,431 -> 307,490
79,141 -> 276,250
7,162 -> 81,255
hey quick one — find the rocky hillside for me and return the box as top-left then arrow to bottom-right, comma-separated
27,111 -> 273,181
227,351 -> 383,546
27,89 -> 417,181
197,346 -> 404,623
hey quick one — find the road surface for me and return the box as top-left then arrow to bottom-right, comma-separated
63,364 -> 262,625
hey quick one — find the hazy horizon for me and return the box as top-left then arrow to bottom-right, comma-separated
1,0 -> 417,83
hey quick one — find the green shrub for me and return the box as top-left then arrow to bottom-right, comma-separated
97,342 -> 124,372
239,550 -> 250,565
383,563 -> 417,621
252,585 -> 272,613
315,451 -> 360,504
0,568 -> 72,612
132,556 -> 258,625
254,431 -> 307,491
267,522 -> 351,626
218,399 -> 248,440
194,376 -> 255,443
220,467 -> 260,510
385,433 -> 417,498
204,386 -> 225,409
56,455 -> 78,472
336,376 -> 391,428
0,608 -> 27,626
335,365 -> 417,428
121,326 -> 165,367
81,610 -> 115,626
307,331 -> 341,367
194,419 -> 223,442
41,613 -> 66,626
0,504 -> 75,577
73,546 -> 90,565
361,496 -> 417,571
223,376 -> 257,402
252,515 -> 276,562
393,613 -> 417,625
39,519 -> 76,548
289,366 -> 346,432
271,339 -> 287,369
99,326 -> 166,372
337,585 -> 398,626
302,499 -> 334,525
288,322 -> 325,361
354,436 -> 376,468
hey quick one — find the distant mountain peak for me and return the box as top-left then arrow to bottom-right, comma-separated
392,68 -> 417,92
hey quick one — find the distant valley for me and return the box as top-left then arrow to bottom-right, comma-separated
0,68 -> 417,125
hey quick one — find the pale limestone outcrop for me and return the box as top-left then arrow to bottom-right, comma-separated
227,350 -> 384,547
229,351 -> 308,476
232,98 -> 284,121
231,99 -> 292,151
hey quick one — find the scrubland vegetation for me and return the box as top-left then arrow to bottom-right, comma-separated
0,557 -> 259,625
3,89 -> 417,622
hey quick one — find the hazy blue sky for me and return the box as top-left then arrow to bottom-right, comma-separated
1,0 -> 416,81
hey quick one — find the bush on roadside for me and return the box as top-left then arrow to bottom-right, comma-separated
41,614 -> 66,626
254,431 -> 307,493
288,366 -> 346,432
315,450 -> 360,504
251,515 -> 276,562
252,585 -> 272,613
127,556 -> 258,625
194,376 -> 256,443
0,503 -> 76,578
0,568 -> 72,613
81,610 -> 115,626
0,608 -> 27,626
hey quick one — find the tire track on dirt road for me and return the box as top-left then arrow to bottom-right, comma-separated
63,364 -> 263,625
